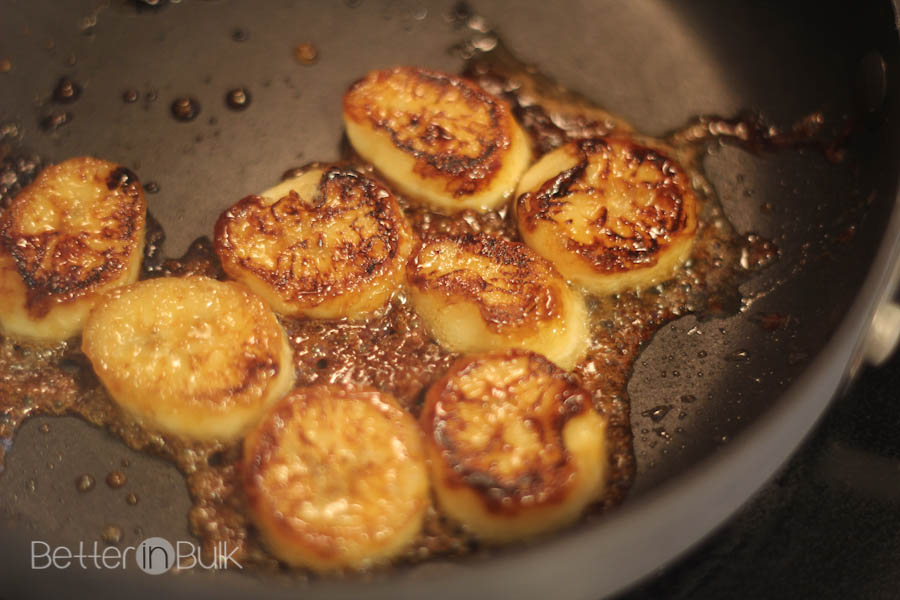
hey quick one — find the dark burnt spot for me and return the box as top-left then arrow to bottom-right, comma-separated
518,163 -> 587,234
106,166 -> 139,190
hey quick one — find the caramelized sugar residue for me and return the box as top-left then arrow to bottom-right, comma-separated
0,38 -> 806,573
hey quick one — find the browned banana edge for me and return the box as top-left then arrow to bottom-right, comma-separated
82,278 -> 285,411
343,66 -> 513,197
0,161 -> 145,317
214,165 -> 409,306
421,350 -> 592,514
242,384 -> 398,563
516,137 -> 696,273
406,233 -> 564,335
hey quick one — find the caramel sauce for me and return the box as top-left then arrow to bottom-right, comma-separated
0,37 -> 793,574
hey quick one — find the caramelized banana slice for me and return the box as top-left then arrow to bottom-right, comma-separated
421,350 -> 607,542
0,157 -> 146,341
242,384 -> 429,572
406,234 -> 588,370
214,165 -> 414,320
515,137 -> 698,295
82,276 -> 294,442
343,66 -> 532,213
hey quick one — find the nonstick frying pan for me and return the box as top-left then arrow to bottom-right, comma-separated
1,1 -> 899,598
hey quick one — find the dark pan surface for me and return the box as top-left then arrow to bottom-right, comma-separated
1,1 -> 899,598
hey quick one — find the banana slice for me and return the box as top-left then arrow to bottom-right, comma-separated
421,350 -> 607,543
406,233 -> 588,370
514,136 -> 698,296
343,66 -> 532,213
242,384 -> 429,572
0,157 -> 146,341
82,276 -> 294,442
214,165 -> 414,320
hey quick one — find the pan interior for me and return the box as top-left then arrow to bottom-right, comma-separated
0,0 -> 897,597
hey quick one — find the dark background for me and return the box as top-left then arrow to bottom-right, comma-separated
623,350 -> 900,600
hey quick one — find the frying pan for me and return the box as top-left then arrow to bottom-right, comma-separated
1,0 -> 899,598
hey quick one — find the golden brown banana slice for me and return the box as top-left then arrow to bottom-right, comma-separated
242,384 -> 429,572
82,276 -> 294,442
421,350 -> 608,543
214,165 -> 414,320
406,233 -> 588,370
514,136 -> 698,296
343,66 -> 532,213
0,157 -> 146,341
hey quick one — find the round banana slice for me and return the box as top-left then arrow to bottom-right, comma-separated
406,233 -> 588,370
421,350 -> 608,543
343,66 -> 532,213
82,276 -> 294,442
242,384 -> 429,572
214,165 -> 414,320
514,136 -> 698,296
0,157 -> 146,341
